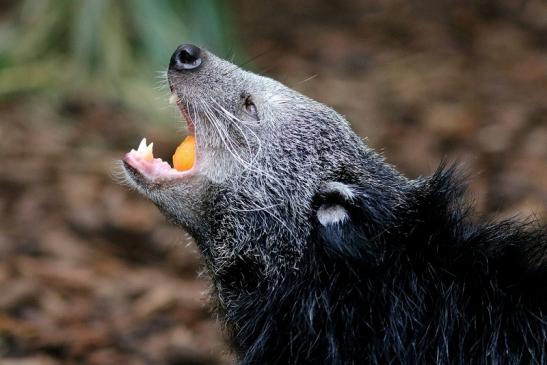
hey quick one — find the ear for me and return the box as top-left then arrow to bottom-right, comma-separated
315,182 -> 355,226
312,182 -> 364,260
312,181 -> 388,264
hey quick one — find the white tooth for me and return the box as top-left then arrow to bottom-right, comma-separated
169,93 -> 178,105
137,138 -> 147,153
143,142 -> 154,161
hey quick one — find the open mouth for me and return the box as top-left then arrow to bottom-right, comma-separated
123,93 -> 197,181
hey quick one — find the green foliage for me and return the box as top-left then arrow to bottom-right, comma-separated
0,0 -> 240,115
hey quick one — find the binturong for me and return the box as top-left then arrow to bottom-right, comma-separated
122,44 -> 547,364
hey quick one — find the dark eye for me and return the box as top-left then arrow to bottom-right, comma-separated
244,96 -> 259,120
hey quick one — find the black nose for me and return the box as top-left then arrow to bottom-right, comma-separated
170,44 -> 202,71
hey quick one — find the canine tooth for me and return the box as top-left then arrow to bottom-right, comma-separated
137,138 -> 148,153
143,142 -> 154,161
169,93 -> 178,105
133,138 -> 153,160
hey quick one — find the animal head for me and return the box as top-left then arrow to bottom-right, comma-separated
122,44 -> 406,278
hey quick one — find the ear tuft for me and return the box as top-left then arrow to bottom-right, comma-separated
317,204 -> 349,226
315,181 -> 357,227
318,181 -> 356,204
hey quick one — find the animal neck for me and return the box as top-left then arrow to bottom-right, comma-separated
214,235 -> 393,364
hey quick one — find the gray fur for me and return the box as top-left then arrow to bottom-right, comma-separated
123,48 -> 406,309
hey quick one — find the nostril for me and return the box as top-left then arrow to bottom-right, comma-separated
171,44 -> 202,71
177,45 -> 199,64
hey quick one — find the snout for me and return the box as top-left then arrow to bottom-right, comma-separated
170,44 -> 203,71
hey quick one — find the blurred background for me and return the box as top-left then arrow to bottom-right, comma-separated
0,0 -> 546,364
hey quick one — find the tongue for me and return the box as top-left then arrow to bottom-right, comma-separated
172,135 -> 196,171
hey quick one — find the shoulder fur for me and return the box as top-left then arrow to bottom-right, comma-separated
226,164 -> 547,364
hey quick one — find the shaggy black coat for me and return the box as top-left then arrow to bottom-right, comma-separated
223,166 -> 546,365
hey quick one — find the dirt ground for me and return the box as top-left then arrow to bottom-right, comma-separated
1,1 -> 546,364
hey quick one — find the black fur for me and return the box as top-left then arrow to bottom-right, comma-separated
220,165 -> 546,364
125,47 -> 547,364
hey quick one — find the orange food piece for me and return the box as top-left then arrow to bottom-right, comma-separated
172,135 -> 196,171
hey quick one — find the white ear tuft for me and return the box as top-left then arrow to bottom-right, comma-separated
317,204 -> 349,226
323,182 -> 355,201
